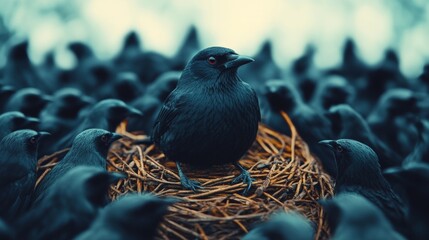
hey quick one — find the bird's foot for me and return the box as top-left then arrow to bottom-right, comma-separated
232,169 -> 255,195
180,177 -> 202,192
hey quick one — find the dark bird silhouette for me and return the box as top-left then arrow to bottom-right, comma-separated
0,130 -> 48,221
172,26 -> 201,70
110,72 -> 144,103
242,211 -> 314,240
3,88 -> 52,117
367,88 -> 421,157
264,80 -> 337,178
326,104 -> 402,169
75,194 -> 175,240
402,119 -> 429,165
17,166 -> 124,240
0,218 -> 12,240
0,85 -> 15,111
0,111 -> 39,140
383,163 -> 429,240
318,139 -> 408,235
320,193 -> 405,240
152,47 -> 260,194
291,45 -> 318,103
33,129 -> 122,203
311,75 -> 354,111
113,31 -> 143,71
417,63 -> 429,92
51,99 -> 141,152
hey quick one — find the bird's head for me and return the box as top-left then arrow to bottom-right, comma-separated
54,88 -> 94,117
318,76 -> 354,110
326,105 -> 364,138
181,47 -> 254,84
378,88 -> 421,117
90,99 -> 142,130
0,111 -> 39,134
70,128 -> 123,158
0,130 -> 49,160
265,80 -> 299,111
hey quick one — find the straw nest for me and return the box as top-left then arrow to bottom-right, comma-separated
37,112 -> 333,240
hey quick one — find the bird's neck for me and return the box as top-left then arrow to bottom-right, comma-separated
336,163 -> 389,191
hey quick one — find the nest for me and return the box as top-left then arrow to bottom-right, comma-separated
37,112 -> 333,240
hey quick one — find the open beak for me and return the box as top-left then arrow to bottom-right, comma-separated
127,107 -> 143,117
223,54 -> 254,69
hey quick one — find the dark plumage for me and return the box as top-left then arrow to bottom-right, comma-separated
75,194 -> 174,240
152,47 -> 260,193
0,218 -> 12,240
242,211 -> 314,240
320,193 -> 405,240
402,119 -> 429,165
311,75 -> 354,111
383,163 -> 429,240
0,85 -> 15,110
33,129 -> 122,203
0,130 -> 48,221
172,26 -> 201,70
326,104 -> 402,169
51,99 -> 141,152
318,139 -> 408,235
17,166 -> 124,240
0,111 -> 39,140
3,88 -> 51,117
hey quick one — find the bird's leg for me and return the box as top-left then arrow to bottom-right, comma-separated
176,162 -> 202,192
232,162 -> 254,195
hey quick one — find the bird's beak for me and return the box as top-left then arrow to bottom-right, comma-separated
25,117 -> 40,126
382,166 -> 404,182
109,133 -> 123,144
108,171 -> 127,183
38,132 -> 51,139
127,107 -> 143,117
82,96 -> 95,105
42,95 -> 53,103
318,140 -> 335,150
223,54 -> 254,69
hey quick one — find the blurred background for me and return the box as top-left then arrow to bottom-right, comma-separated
0,0 -> 428,77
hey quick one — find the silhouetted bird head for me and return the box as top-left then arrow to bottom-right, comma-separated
8,40 -> 29,61
326,104 -> 367,138
51,88 -> 94,118
292,44 -> 315,75
315,76 -> 354,110
0,130 -> 49,159
69,128 -> 122,159
181,47 -> 254,86
0,111 -> 39,139
265,80 -> 299,111
146,71 -> 180,101
122,31 -> 141,50
113,72 -> 142,102
5,88 -> 52,117
68,42 -> 94,62
374,88 -> 421,117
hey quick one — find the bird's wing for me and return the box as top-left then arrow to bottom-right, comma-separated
152,90 -> 184,144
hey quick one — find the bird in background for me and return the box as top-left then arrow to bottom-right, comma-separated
311,75 -> 355,111
242,211 -> 314,240
0,130 -> 49,222
153,47 -> 260,194
0,111 -> 39,140
33,129 -> 122,203
16,166 -> 125,240
402,119 -> 429,165
75,193 -> 175,240
319,193 -> 405,240
290,45 -> 319,103
171,26 -> 201,71
318,139 -> 408,236
2,87 -> 52,117
0,218 -> 12,240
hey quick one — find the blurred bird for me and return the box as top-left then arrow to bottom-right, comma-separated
318,139 -> 408,235
17,166 -> 124,240
320,193 -> 405,240
383,163 -> 429,240
0,130 -> 48,221
0,85 -> 15,111
0,111 -> 39,140
402,119 -> 429,165
109,72 -> 144,102
264,80 -> 337,178
243,211 -> 314,240
311,75 -> 354,111
75,194 -> 174,240
51,99 -> 141,152
172,26 -> 201,70
2,88 -> 52,117
33,129 -> 122,203
153,47 -> 260,193
291,45 -> 318,102
326,104 -> 402,169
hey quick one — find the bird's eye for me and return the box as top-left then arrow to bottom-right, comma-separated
207,56 -> 217,65
335,145 -> 344,153
101,134 -> 109,143
29,136 -> 37,145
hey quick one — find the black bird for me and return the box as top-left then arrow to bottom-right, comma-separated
291,45 -> 319,103
113,31 -> 143,72
17,166 -> 124,240
383,163 -> 429,240
110,72 -> 144,103
152,47 -> 260,193
330,38 -> 368,82
402,119 -> 429,165
320,193 -> 405,240
326,104 -> 402,169
318,139 -> 408,235
51,99 -> 141,152
172,25 -> 201,70
0,218 -> 12,240
0,130 -> 48,221
3,88 -> 52,117
264,80 -> 337,178
311,75 -> 354,111
0,111 -> 39,140
75,194 -> 174,240
0,85 -> 15,111
242,211 -> 314,240
33,128 -> 122,203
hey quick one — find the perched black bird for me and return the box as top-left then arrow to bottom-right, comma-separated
383,163 -> 429,240
3,88 -> 52,117
318,139 -> 408,235
17,166 -> 124,240
326,104 -> 402,169
0,111 -> 39,140
311,75 -> 354,111
75,194 -> 174,240
153,47 -> 260,193
33,129 -> 122,203
0,130 -> 48,221
0,218 -> 12,240
51,99 -> 141,152
264,80 -> 337,178
320,193 -> 405,240
243,211 -> 314,240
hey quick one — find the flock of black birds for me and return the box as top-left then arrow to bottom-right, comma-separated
0,25 -> 428,240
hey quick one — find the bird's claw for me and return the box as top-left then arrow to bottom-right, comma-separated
181,177 -> 203,192
232,171 -> 255,195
